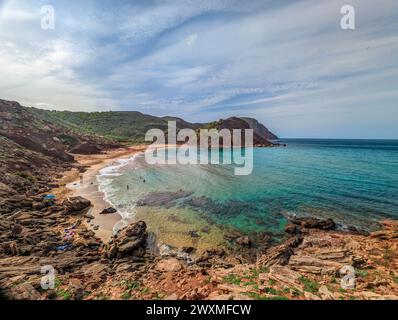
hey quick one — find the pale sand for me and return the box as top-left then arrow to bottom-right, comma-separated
52,145 -> 147,242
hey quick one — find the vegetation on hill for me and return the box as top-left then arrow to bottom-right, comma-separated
29,108 -> 278,144
30,109 -> 170,143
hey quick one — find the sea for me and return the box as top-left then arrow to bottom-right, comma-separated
97,139 -> 398,249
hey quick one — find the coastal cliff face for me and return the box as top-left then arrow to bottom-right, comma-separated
215,117 -> 275,147
240,117 -> 278,140
0,98 -> 397,300
0,99 -> 120,195
198,117 -> 277,147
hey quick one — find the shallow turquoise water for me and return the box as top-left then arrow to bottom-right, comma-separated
98,139 -> 398,236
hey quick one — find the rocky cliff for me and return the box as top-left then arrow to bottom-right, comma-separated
0,100 -> 119,160
209,117 -> 277,147
0,99 -> 121,196
240,117 -> 278,140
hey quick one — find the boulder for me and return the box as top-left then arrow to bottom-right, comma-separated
289,217 -> 336,230
284,223 -> 300,235
99,207 -> 117,214
107,221 -> 147,259
257,237 -> 302,268
63,196 -> 91,214
155,258 -> 183,272
8,283 -> 41,300
32,202 -> 45,210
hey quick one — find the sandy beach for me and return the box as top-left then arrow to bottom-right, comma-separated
52,145 -> 147,242
51,143 -> 229,251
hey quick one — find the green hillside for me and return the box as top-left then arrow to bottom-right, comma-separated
30,109 -> 172,143
28,108 -> 277,144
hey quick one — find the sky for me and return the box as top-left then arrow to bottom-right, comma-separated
0,0 -> 397,138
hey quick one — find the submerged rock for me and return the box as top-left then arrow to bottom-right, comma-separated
289,217 -> 336,230
188,230 -> 200,238
136,191 -> 193,208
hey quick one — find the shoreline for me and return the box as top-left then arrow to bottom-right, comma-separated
53,145 -> 148,242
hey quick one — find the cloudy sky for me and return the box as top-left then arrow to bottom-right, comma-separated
0,0 -> 397,138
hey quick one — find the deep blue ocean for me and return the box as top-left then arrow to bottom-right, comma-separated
98,139 -> 398,240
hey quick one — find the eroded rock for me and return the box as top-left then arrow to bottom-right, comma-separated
107,221 -> 147,259
257,237 -> 302,268
63,196 -> 91,214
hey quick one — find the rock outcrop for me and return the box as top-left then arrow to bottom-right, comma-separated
257,236 -> 302,267
240,117 -> 278,140
288,216 -> 336,230
99,207 -> 117,215
107,221 -> 148,259
214,117 -> 275,147
63,196 -> 91,214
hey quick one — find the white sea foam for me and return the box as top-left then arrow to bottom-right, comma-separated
96,152 -> 144,227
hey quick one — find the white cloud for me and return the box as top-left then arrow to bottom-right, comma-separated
0,0 -> 397,137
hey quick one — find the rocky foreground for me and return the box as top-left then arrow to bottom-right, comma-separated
1,181 -> 397,300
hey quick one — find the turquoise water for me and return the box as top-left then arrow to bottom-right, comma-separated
98,139 -> 398,237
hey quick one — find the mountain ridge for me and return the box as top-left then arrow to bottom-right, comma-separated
26,104 -> 278,144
